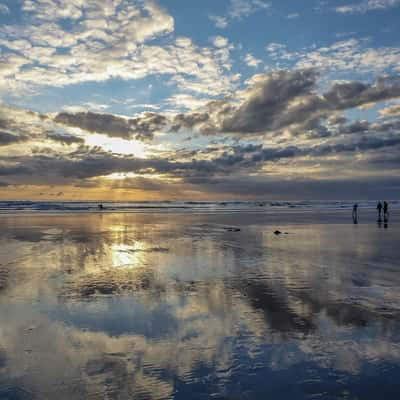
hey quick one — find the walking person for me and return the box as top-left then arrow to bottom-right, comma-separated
383,201 -> 389,221
377,202 -> 383,220
352,203 -> 358,224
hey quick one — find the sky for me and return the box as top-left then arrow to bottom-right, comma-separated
0,0 -> 400,201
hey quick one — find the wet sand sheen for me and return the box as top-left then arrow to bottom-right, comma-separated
0,212 -> 400,399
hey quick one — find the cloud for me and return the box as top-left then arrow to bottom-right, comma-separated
46,133 -> 85,145
0,4 -> 9,14
0,0 -> 238,98
0,104 -> 88,148
48,69 -> 400,143
54,111 -> 168,141
379,104 -> 400,117
0,131 -> 29,146
211,36 -> 229,48
1,64 -> 400,198
335,0 -> 400,14
2,122 -> 400,187
244,53 -> 262,67
228,0 -> 271,19
193,70 -> 400,136
219,69 -> 318,133
0,1 -> 170,88
209,0 -> 271,28
170,112 -> 210,132
208,15 -> 228,29
294,39 -> 400,74
264,39 -> 400,77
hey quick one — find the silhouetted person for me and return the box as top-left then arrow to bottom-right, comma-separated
98,204 -> 104,210
377,202 -> 382,220
352,203 -> 358,224
383,201 -> 389,221
384,221 -> 388,229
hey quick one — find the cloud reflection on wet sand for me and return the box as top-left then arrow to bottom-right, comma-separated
0,213 -> 400,399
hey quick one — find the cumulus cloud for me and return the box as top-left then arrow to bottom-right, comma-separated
219,69 -> 318,133
0,0 -> 174,90
54,111 -> 168,141
1,61 -> 400,198
193,70 -> 400,136
48,69 -> 400,143
0,0 -> 238,98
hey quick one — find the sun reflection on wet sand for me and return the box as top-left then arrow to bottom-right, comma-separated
0,213 -> 400,399
111,242 -> 146,268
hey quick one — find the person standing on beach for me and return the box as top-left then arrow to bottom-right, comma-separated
377,202 -> 383,220
352,203 -> 358,223
383,201 -> 389,220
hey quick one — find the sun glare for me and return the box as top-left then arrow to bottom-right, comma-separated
111,242 -> 146,268
85,134 -> 147,157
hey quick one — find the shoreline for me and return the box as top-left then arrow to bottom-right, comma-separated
0,208 -> 397,224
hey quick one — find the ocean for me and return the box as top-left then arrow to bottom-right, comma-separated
0,199 -> 398,213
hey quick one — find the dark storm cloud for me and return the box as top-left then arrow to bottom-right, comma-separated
54,111 -> 168,141
0,131 -> 29,145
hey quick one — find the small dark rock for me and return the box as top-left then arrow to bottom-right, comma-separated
274,230 -> 282,235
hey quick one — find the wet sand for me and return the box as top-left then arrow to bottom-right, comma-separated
0,211 -> 399,399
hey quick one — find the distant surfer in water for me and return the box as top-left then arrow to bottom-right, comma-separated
98,204 -> 104,210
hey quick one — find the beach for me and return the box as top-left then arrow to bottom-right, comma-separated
0,209 -> 400,399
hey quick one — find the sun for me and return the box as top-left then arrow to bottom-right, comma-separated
85,134 -> 147,157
